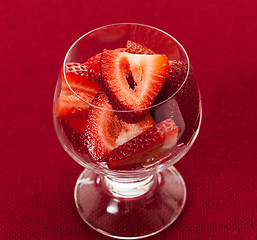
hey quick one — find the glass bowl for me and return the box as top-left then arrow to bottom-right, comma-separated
53,23 -> 202,239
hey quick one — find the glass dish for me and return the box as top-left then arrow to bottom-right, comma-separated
53,23 -> 202,239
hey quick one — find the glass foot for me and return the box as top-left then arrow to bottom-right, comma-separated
74,167 -> 186,239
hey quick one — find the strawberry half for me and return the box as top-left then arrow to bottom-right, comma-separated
154,60 -> 200,144
62,62 -> 102,93
65,117 -> 88,134
155,60 -> 188,103
83,48 -> 126,76
83,53 -> 102,77
86,91 -> 156,162
173,64 -> 201,144
56,63 -> 102,118
59,118 -> 88,154
107,118 -> 178,170
56,91 -> 94,118
155,60 -> 200,144
100,50 -> 169,122
125,40 -> 155,54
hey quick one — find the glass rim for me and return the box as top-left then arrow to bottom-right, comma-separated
63,22 -> 190,112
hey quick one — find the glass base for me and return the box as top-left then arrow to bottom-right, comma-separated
74,166 -> 186,239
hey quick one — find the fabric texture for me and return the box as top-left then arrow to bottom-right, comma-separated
1,0 -> 257,239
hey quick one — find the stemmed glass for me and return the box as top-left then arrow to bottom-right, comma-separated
53,23 -> 202,239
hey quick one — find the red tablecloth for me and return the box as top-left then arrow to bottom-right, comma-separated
1,0 -> 257,239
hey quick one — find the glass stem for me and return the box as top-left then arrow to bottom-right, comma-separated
103,175 -> 155,198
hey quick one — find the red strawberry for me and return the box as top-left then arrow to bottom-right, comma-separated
56,63 -> 102,118
62,62 -> 102,92
125,41 -> 154,91
125,40 -> 155,54
83,48 -> 125,76
107,118 -> 178,170
65,117 -> 88,134
59,118 -> 88,154
86,91 -> 156,162
100,50 -> 169,122
155,60 -> 201,144
155,60 -> 188,103
56,92 -> 93,118
83,53 -> 102,77
173,64 -> 201,144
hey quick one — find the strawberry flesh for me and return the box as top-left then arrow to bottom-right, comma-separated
83,53 -> 102,77
56,63 -> 102,118
56,91 -> 94,118
59,118 -> 88,154
100,50 -> 169,122
86,91 -> 156,162
83,48 -> 125,76
65,117 -> 88,134
107,118 -> 178,170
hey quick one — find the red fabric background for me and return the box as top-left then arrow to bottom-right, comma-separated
1,0 -> 256,239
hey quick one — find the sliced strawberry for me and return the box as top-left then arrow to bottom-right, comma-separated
65,117 -> 88,134
62,62 -> 102,93
86,91 -> 156,162
107,118 -> 178,170
59,118 -> 88,154
155,60 -> 188,103
83,48 -> 126,76
56,91 -> 93,118
83,53 -> 102,77
125,40 -> 155,54
173,64 -> 200,144
56,63 -> 102,118
154,60 -> 200,144
100,50 -> 169,122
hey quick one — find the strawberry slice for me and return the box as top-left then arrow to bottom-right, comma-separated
155,60 -> 188,103
62,62 -> 102,93
83,48 -> 126,76
107,118 -> 178,170
83,53 -> 102,77
125,40 -> 155,54
56,91 -> 94,118
60,118 -> 88,154
154,61 -> 200,144
86,91 -> 156,162
100,50 -> 169,122
56,63 -> 102,118
65,117 -> 88,134
173,64 -> 200,144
